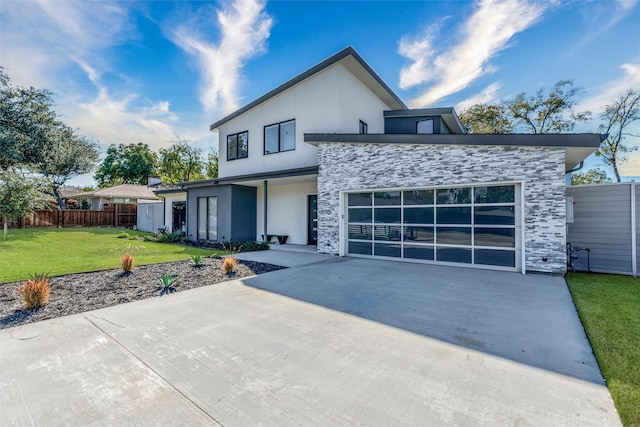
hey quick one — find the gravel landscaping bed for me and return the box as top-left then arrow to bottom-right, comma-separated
0,257 -> 284,330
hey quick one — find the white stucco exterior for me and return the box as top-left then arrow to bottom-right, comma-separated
256,181 -> 317,245
216,63 -> 391,178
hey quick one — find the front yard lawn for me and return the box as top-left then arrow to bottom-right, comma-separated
566,273 -> 640,426
0,228 -> 219,283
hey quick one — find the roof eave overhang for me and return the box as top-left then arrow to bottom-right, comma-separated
209,47 -> 406,131
304,133 -> 603,173
180,166 -> 319,189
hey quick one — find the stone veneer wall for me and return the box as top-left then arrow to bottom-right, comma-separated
317,143 -> 567,273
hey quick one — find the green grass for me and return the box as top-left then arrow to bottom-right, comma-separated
566,273 -> 640,426
0,228 -> 221,283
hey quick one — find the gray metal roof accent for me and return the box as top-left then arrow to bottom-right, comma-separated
304,133 -> 603,148
384,108 -> 466,134
209,47 -> 407,131
180,166 -> 319,188
153,188 -> 185,195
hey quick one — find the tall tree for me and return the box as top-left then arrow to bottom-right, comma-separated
460,80 -> 591,135
38,124 -> 100,209
0,67 -> 57,168
206,150 -> 219,179
595,89 -> 640,182
157,139 -> 206,184
0,169 -> 50,237
507,80 -> 591,133
94,143 -> 158,187
459,104 -> 513,134
570,168 -> 612,185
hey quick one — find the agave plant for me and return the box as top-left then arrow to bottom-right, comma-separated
157,273 -> 177,296
189,254 -> 203,268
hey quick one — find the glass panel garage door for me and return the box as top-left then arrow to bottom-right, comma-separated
346,184 -> 518,269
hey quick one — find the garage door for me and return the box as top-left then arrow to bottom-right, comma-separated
345,184 -> 520,271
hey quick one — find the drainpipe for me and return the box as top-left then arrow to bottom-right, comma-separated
264,180 -> 268,242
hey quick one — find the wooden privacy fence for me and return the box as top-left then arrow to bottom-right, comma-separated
12,204 -> 138,229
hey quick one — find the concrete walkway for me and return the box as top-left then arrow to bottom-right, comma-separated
0,254 -> 621,426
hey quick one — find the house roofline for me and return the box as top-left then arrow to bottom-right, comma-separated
209,47 -> 407,131
304,133 -> 604,148
180,166 -> 319,189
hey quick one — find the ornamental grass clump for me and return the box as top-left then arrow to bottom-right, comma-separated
221,257 -> 238,274
121,252 -> 135,273
189,254 -> 203,268
17,273 -> 51,309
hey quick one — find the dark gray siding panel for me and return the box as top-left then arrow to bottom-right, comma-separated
384,116 -> 443,134
186,185 -> 232,242
231,185 -> 257,241
567,183 -> 637,275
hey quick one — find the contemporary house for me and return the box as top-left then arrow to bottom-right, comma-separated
181,47 -> 602,274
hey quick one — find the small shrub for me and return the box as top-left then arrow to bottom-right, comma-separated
190,254 -> 203,268
17,274 -> 51,309
157,273 -> 177,295
121,252 -> 135,273
116,232 -> 130,239
156,230 -> 186,243
222,257 -> 238,274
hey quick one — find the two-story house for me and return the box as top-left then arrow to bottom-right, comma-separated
181,47 -> 602,274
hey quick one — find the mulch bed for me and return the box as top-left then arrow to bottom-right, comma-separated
0,257 -> 285,330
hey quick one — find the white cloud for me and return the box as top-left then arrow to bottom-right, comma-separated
580,60 -> 640,113
455,82 -> 502,112
169,0 -> 273,114
573,0 -> 638,50
0,0 -> 130,88
399,0 -> 546,108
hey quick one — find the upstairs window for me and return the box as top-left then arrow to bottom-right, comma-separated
417,119 -> 434,134
264,119 -> 295,154
359,120 -> 368,134
227,131 -> 248,160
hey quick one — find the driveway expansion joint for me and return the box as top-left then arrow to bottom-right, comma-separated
82,314 -> 224,427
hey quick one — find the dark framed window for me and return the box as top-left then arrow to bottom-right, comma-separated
197,196 -> 218,240
417,119 -> 434,134
359,120 -> 368,134
227,131 -> 248,160
264,119 -> 295,154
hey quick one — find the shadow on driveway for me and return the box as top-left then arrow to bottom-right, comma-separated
242,256 -> 604,384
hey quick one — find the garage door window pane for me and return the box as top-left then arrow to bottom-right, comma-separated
404,245 -> 434,260
474,206 -> 515,225
474,249 -> 515,267
474,186 -> 514,204
437,188 -> 471,204
348,208 -> 372,223
403,226 -> 434,243
374,225 -> 401,241
474,228 -> 515,248
348,224 -> 372,240
374,243 -> 401,258
404,207 -> 434,224
374,208 -> 401,223
437,227 -> 471,245
374,191 -> 401,205
437,207 -> 471,224
349,241 -> 372,255
403,189 -> 434,205
437,247 -> 472,263
348,193 -> 371,206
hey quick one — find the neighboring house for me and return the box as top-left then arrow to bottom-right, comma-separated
147,176 -> 187,233
76,184 -> 160,211
180,47 -> 601,274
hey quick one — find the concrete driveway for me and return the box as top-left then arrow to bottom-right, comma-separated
0,254 -> 620,426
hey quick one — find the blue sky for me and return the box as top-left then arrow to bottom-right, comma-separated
1,0 -> 639,186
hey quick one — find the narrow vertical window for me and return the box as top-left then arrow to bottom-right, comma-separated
197,196 -> 218,240
359,120 -> 368,134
